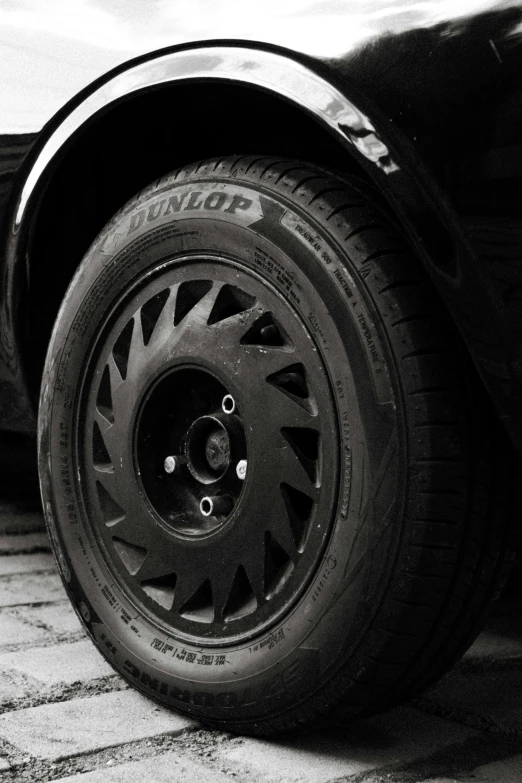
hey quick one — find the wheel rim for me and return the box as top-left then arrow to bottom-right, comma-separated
80,256 -> 339,643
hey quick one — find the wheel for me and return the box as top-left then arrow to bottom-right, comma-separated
39,156 -> 514,735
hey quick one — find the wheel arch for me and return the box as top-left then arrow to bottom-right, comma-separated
3,42 -> 492,424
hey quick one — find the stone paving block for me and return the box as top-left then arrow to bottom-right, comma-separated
217,706 -> 476,783
0,690 -> 197,760
465,629 -> 522,662
0,553 -> 55,576
0,677 -> 30,704
425,670 -> 522,728
0,610 -> 47,646
472,754 -> 522,782
417,779 -> 459,783
0,533 -> 50,554
0,507 -> 44,535
20,600 -> 84,636
0,572 -> 65,606
0,639 -> 114,686
0,665 -> 40,703
53,752 -> 231,782
464,605 -> 522,662
417,758 -> 522,783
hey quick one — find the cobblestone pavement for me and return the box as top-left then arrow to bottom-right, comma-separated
0,501 -> 521,783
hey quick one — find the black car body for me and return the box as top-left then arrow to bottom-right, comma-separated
2,1 -> 521,734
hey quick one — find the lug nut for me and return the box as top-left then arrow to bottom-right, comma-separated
222,394 -> 236,414
260,324 -> 278,340
164,455 -> 185,474
236,459 -> 247,480
200,494 -> 233,517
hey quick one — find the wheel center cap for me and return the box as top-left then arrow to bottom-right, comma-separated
205,429 -> 230,472
186,414 -> 236,485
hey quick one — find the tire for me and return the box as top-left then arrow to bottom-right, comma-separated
38,156 -> 515,735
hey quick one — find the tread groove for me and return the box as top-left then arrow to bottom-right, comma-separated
326,202 -> 364,220
343,224 -> 377,242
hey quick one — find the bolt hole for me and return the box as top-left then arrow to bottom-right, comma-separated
222,394 -> 236,414
200,498 -> 213,516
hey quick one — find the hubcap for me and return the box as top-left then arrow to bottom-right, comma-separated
202,424 -> 230,473
136,368 -> 246,538
81,257 -> 339,642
